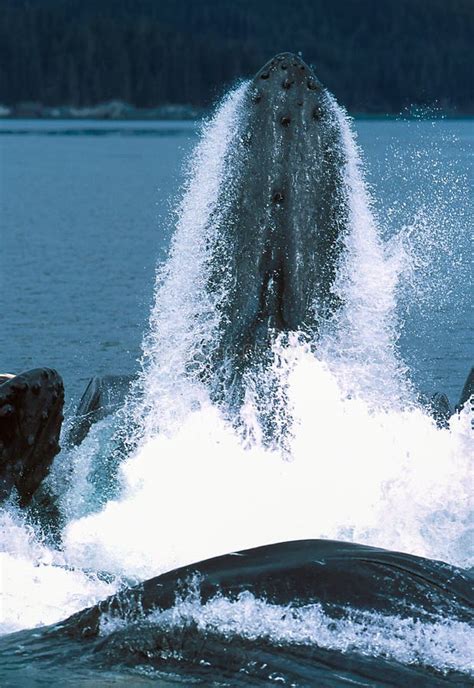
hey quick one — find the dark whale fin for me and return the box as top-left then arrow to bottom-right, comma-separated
67,374 -> 135,447
456,366 -> 474,413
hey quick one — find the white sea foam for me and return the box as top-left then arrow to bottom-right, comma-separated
98,590 -> 474,677
0,509 -> 118,634
62,351 -> 472,581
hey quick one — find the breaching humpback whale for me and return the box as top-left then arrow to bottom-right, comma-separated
200,53 -> 348,410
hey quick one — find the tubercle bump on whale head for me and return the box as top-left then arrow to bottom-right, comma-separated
253,52 -> 324,92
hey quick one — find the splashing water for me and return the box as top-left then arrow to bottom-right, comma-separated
0,507 -> 117,634
318,99 -> 412,404
130,84 -> 249,439
0,85 -> 472,680
99,589 -> 474,677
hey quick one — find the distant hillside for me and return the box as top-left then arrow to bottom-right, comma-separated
1,0 -> 472,114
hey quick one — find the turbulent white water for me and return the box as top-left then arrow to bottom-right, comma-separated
1,86 -> 472,676
98,588 -> 474,676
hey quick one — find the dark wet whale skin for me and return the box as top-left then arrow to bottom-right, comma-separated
205,53 -> 348,390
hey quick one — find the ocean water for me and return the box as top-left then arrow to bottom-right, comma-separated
0,108 -> 472,686
0,118 -> 471,406
0,120 -> 196,408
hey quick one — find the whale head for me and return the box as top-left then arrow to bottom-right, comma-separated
206,53 -> 348,395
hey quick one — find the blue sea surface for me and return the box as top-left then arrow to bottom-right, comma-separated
0,118 -> 471,407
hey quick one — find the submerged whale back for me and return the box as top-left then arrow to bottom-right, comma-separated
1,541 -> 471,686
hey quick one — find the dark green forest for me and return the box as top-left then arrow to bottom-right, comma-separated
1,0 -> 473,113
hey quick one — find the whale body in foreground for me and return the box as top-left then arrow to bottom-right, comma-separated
0,540 -> 472,686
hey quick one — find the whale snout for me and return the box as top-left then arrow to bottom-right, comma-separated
255,52 -> 322,92
250,52 -> 328,137
235,53 -> 340,336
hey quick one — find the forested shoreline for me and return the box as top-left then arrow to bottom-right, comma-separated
1,0 -> 472,115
